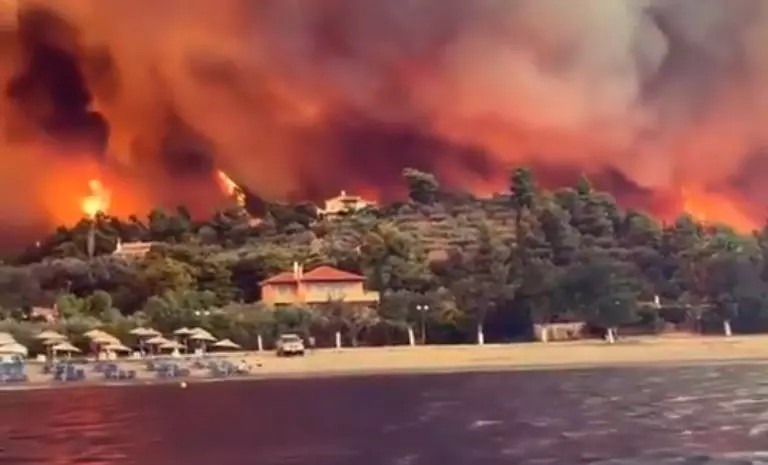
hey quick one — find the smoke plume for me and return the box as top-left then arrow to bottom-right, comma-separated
0,0 -> 767,239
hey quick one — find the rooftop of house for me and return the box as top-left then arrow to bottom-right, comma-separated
117,242 -> 154,250
113,241 -> 158,253
261,265 -> 367,286
321,191 -> 376,211
330,190 -> 360,201
29,306 -> 59,322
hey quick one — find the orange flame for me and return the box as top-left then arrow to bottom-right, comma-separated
81,179 -> 111,218
216,170 -> 238,196
680,186 -> 757,232
215,170 -> 245,207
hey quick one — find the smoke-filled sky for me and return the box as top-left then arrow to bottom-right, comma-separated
0,0 -> 767,239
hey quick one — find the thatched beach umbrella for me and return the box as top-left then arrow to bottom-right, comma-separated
172,327 -> 195,353
35,330 -> 67,342
92,334 -> 120,345
38,334 -> 68,358
0,332 -> 15,345
173,327 -> 194,336
51,341 -> 81,354
158,340 -> 184,351
129,327 -> 148,337
130,328 -> 160,355
85,329 -> 119,342
189,331 -> 216,350
188,328 -> 216,353
103,343 -> 132,354
83,330 -> 120,355
189,333 -> 216,343
84,329 -> 108,339
87,329 -> 120,342
0,342 -> 28,356
189,327 -> 216,352
143,336 -> 171,350
189,328 -> 215,341
212,339 -> 242,350
189,327 -> 211,336
144,336 -> 171,356
129,327 -> 160,337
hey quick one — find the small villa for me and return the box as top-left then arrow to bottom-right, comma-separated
318,191 -> 377,218
260,263 -> 380,306
112,241 -> 158,259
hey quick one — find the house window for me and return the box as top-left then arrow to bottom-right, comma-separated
311,283 -> 350,294
275,285 -> 295,296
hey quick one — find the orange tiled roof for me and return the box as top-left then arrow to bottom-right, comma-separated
261,266 -> 366,285
261,271 -> 297,285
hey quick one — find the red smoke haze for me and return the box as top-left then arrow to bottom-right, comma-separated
0,0 -> 765,243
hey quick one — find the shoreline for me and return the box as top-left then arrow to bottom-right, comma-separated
5,335 -> 768,392
5,356 -> 768,394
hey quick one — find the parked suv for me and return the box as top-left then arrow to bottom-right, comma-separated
276,334 -> 305,357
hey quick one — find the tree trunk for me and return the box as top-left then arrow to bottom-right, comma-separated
407,326 -> 416,346
477,322 -> 485,346
540,324 -> 549,343
87,223 -> 96,258
723,319 -> 733,337
334,331 -> 342,349
257,334 -> 264,352
605,327 -> 616,344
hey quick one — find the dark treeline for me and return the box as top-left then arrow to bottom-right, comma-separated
1,168 -> 767,349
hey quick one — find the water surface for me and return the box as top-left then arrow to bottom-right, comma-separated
3,365 -> 768,464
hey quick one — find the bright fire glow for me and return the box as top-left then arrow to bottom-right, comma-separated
81,179 -> 111,218
216,170 -> 245,207
216,170 -> 238,196
680,186 -> 757,232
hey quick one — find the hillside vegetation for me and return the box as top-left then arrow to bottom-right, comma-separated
2,168 -> 766,349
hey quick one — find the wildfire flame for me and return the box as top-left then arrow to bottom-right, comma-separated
81,179 -> 111,218
216,170 -> 238,196
216,170 -> 245,207
680,186 -> 757,232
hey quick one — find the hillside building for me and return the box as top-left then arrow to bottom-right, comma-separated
260,263 -> 379,306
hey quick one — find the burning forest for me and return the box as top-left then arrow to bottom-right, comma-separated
0,0 -> 767,246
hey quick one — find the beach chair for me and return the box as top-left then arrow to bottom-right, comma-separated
193,360 -> 206,369
53,365 -> 66,381
4,362 -> 26,382
157,364 -> 178,379
103,364 -> 118,380
53,364 -> 85,382
10,373 -> 28,383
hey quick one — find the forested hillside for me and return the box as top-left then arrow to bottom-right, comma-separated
1,168 -> 766,348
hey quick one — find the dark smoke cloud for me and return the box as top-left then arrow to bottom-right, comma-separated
7,7 -> 108,152
0,0 -> 765,235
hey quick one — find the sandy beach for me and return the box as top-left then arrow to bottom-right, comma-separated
8,334 -> 768,390
242,334 -> 768,377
